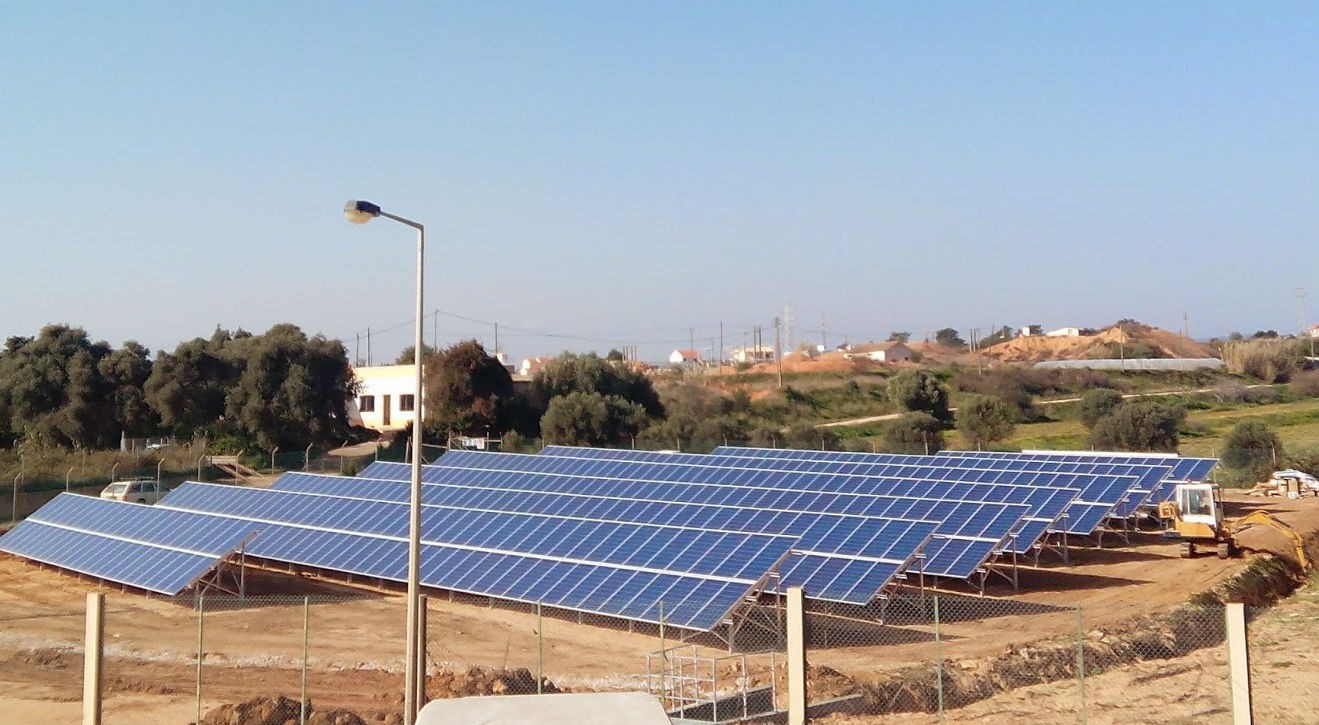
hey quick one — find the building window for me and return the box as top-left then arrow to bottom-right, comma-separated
400,395 -> 415,412
358,395 -> 376,413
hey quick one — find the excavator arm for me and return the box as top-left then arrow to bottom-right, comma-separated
1228,511 -> 1311,572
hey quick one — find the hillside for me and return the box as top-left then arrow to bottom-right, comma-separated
979,323 -> 1217,364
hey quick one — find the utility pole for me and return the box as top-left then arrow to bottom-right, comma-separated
1182,311 -> 1189,339
433,308 -> 438,352
367,327 -> 372,366
494,322 -> 499,357
783,306 -> 794,354
774,317 -> 784,388
689,328 -> 694,354
820,316 -> 827,352
1299,288 -> 1314,356
355,333 -> 361,366
719,321 -> 724,372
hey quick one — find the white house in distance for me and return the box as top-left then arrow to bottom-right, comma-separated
349,364 -> 423,433
1046,327 -> 1082,337
520,356 -> 552,377
1310,323 -> 1319,338
844,341 -> 913,363
731,345 -> 775,364
669,349 -> 701,366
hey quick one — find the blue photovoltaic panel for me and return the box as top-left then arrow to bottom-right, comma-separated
688,446 -> 1166,520
162,483 -> 791,582
272,471 -> 938,602
0,493 -> 257,595
936,450 -> 1218,503
358,460 -> 1031,576
156,483 -> 790,630
562,447 -> 1128,533
411,451 -> 1086,540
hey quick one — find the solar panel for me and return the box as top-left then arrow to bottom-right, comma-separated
358,459 -> 1032,577
155,482 -> 794,631
550,446 -> 1130,534
410,450 -> 1084,541
684,446 -> 1169,519
0,493 -> 257,595
939,449 -> 1218,502
271,470 -> 939,602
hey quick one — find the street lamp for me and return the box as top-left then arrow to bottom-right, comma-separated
344,199 -> 426,723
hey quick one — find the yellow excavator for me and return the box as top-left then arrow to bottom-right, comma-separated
1157,482 -> 1311,571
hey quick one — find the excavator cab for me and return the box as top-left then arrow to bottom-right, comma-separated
1159,482 -> 1311,569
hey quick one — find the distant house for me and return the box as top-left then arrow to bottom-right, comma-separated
1046,327 -> 1082,338
669,349 -> 701,365
520,356 -> 552,376
731,345 -> 775,364
349,364 -> 423,433
845,341 -> 913,363
1019,325 -> 1043,337
1310,324 -> 1319,339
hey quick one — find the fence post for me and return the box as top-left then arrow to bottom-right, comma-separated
416,594 -> 428,708
305,443 -> 314,471
196,594 -> 205,725
301,596 -> 309,725
1076,606 -> 1086,724
786,587 -> 805,725
83,592 -> 104,725
934,595 -> 944,721
1226,602 -> 1252,724
536,602 -> 543,695
658,601 -> 666,708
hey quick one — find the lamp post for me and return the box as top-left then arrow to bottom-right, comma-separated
344,199 -> 426,723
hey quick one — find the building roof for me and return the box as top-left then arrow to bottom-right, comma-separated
672,349 -> 701,361
850,341 -> 910,354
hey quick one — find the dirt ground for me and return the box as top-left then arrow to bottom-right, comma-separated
1,491 -> 1316,723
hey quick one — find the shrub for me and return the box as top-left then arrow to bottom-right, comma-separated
1088,400 -> 1186,452
882,413 -> 945,454
1221,420 -> 1282,484
1078,389 -> 1124,429
956,395 -> 1015,449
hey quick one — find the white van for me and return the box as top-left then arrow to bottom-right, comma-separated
100,479 -> 167,504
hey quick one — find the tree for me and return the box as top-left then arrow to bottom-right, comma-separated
540,391 -> 646,447
393,344 -> 437,365
223,324 -> 357,450
532,352 -> 663,417
956,395 -> 1014,449
421,340 -> 518,437
979,325 -> 1017,347
883,413 -> 944,454
97,341 -> 158,436
145,333 -> 240,434
1088,400 -> 1186,452
888,370 -> 953,427
1078,388 -> 1124,429
605,348 -> 625,362
934,328 -> 966,349
887,331 -> 911,343
637,383 -> 732,452
0,324 -> 117,447
1221,420 -> 1282,484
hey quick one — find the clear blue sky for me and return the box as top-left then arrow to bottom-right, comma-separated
4,3 -> 1317,363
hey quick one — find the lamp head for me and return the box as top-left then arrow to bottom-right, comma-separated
344,200 -> 382,224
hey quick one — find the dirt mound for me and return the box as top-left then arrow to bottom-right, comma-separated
201,695 -> 365,725
427,666 -> 559,699
981,323 -> 1216,364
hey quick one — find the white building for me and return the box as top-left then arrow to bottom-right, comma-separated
844,341 -> 913,363
1309,324 -> 1319,338
669,349 -> 701,365
349,364 -> 423,433
731,345 -> 775,364
520,356 -> 551,377
1046,327 -> 1082,338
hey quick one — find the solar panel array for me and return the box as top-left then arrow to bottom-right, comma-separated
500,448 -> 1090,538
0,494 -> 257,595
270,471 -> 938,604
344,462 -> 1019,583
155,482 -> 795,630
682,446 -> 1172,519
934,450 -> 1216,503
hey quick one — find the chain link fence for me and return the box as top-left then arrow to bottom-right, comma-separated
1,579 -> 1305,723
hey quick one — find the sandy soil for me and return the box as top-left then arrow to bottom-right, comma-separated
0,492 -> 1315,723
